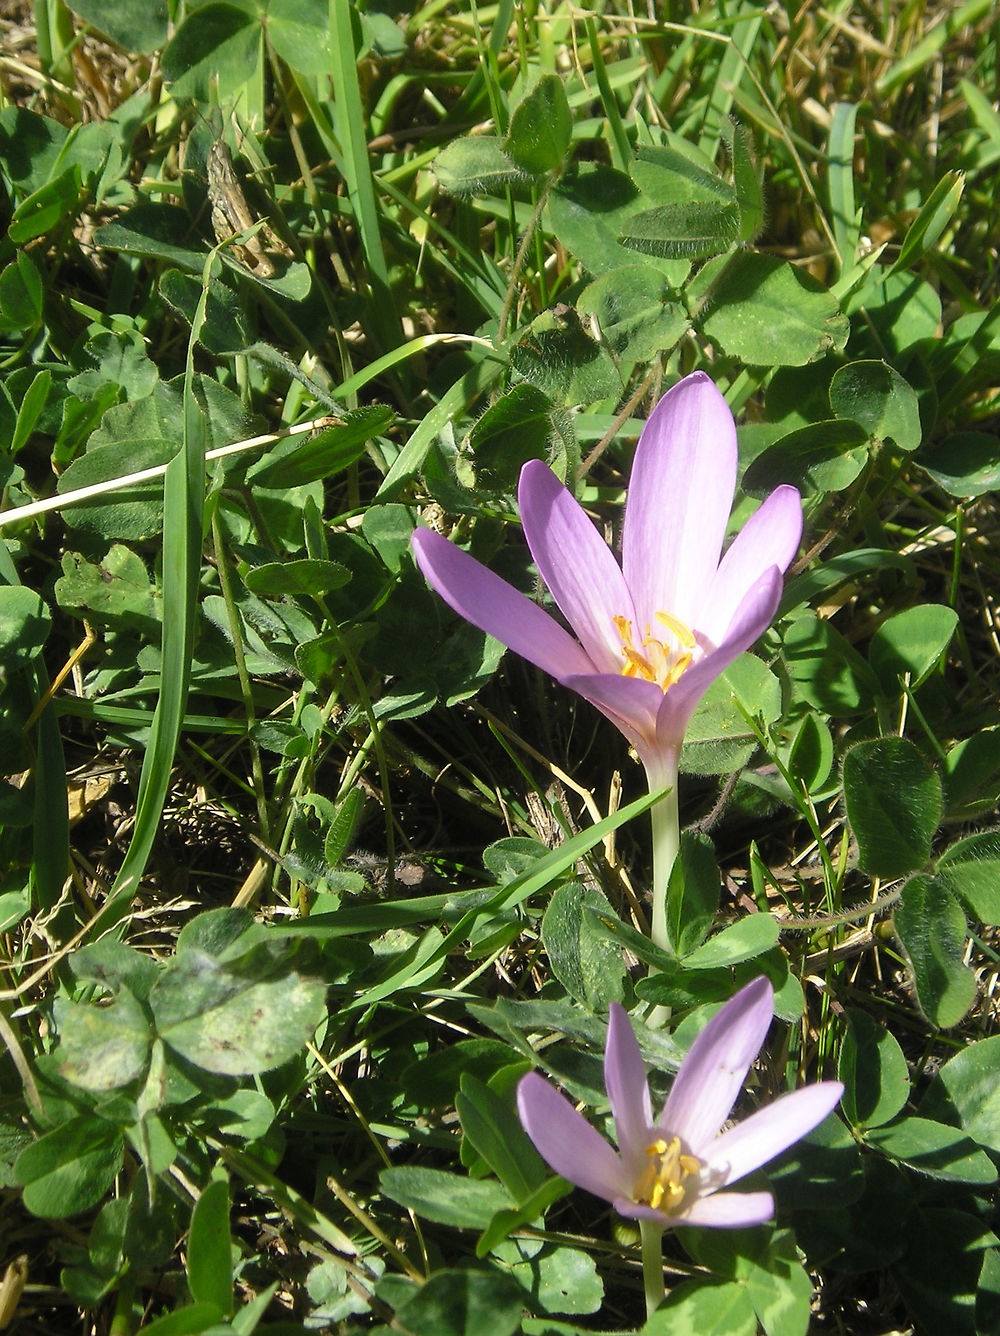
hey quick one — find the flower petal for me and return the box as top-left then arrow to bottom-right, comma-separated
698,486 -> 802,647
562,671 -> 664,755
519,460 -> 635,674
516,1073 -> 625,1202
411,528 -> 594,681
701,1082 -> 844,1186
622,373 -> 737,630
653,567 -> 784,754
659,977 -> 774,1154
679,1190 -> 775,1229
604,1004 -> 654,1180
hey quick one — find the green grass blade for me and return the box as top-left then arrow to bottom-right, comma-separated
109,263 -> 210,904
375,352 -> 506,498
328,0 -> 400,350
827,102 -> 860,276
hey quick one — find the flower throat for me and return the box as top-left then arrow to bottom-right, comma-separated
614,612 -> 696,692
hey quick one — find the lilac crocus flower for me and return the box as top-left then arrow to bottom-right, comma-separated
410,372 -> 802,794
516,978 -> 842,1229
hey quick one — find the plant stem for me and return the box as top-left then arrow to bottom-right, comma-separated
640,1219 -> 665,1317
648,755 -> 680,952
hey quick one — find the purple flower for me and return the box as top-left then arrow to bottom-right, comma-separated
516,978 -> 843,1229
411,372 -> 802,787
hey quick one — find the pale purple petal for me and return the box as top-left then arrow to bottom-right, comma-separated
701,1082 -> 844,1186
517,1073 -> 626,1202
652,567 -> 784,755
659,977 -> 773,1154
562,671 -> 664,755
622,373 -> 737,630
678,1190 -> 774,1229
698,486 -> 802,646
613,1196 -> 675,1226
411,528 -> 595,681
519,461 -> 635,674
604,1003 -> 654,1178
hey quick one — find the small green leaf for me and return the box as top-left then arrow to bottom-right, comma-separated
782,613 -> 877,715
943,733 -> 1000,823
918,431 -> 1000,497
55,546 -> 158,631
937,831 -> 1000,924
666,832 -> 720,957
894,874 -> 975,1029
159,269 -> 249,354
510,309 -> 621,405
727,122 -> 764,243
869,603 -> 958,695
682,913 -> 779,968
243,558 -> 350,598
786,712 -> 834,791
457,1073 -> 547,1202
150,940 -> 326,1075
0,586 -> 51,666
0,251 -> 44,328
466,384 -> 569,490
8,169 -> 82,243
838,1008 -> 910,1129
829,360 -> 922,451
843,737 -> 942,877
187,1179 -> 233,1315
54,986 -> 151,1091
15,1117 -> 124,1219
161,2 -> 261,100
541,882 -> 625,1009
249,406 -> 394,487
920,1035 -> 1000,1152
693,252 -> 849,367
742,419 -> 869,497
265,0 -> 334,75
324,787 -> 363,867
620,199 -> 741,260
576,264 -> 690,361
504,75 -> 572,174
494,1239 -> 603,1315
65,0 -> 168,51
434,137 -> 526,196
890,169 -> 965,275
867,1116 -> 997,1184
643,1278 -> 758,1335
681,653 -> 781,774
390,1268 -> 526,1336
379,1166 -> 512,1229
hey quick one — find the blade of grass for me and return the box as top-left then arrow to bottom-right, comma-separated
375,350 -> 506,498
827,101 -> 860,276
697,6 -> 762,157
328,0 -> 400,351
585,17 -> 631,173
108,256 -> 211,905
876,0 -> 994,95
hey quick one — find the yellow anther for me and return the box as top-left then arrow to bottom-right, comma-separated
634,1135 -> 701,1215
614,611 -> 696,694
656,610 -> 696,649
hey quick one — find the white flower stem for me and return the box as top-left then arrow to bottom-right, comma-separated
640,1219 -> 665,1317
649,755 -> 680,952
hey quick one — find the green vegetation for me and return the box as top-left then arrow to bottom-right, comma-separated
2,1 -> 1000,1331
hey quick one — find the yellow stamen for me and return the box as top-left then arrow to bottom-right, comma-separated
656,611 -> 696,649
634,1135 -> 701,1214
614,611 -> 697,694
